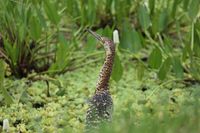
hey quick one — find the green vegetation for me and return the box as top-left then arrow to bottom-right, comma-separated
0,0 -> 200,132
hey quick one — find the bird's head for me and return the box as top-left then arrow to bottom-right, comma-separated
87,29 -> 115,52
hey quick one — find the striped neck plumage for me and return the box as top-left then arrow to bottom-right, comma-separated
96,44 -> 115,92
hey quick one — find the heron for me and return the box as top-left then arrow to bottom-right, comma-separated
86,29 -> 116,130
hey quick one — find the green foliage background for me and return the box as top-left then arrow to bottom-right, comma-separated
0,0 -> 200,132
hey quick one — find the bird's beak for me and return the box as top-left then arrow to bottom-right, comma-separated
87,29 -> 104,44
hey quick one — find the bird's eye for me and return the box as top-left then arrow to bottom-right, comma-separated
107,40 -> 111,44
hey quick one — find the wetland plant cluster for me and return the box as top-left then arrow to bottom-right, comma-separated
0,0 -> 200,132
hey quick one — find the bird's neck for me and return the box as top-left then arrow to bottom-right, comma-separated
96,47 -> 115,93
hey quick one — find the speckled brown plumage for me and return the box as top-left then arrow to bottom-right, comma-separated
96,38 -> 115,92
86,30 -> 115,130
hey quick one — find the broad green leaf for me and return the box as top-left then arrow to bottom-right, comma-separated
158,9 -> 168,32
29,16 -> 42,40
152,9 -> 168,33
188,0 -> 200,21
172,56 -> 183,78
120,21 -> 142,52
132,29 -> 142,52
111,53 -> 123,82
158,57 -> 171,80
0,60 -> 14,105
148,47 -> 162,69
120,21 -> 132,50
43,1 -> 60,25
138,5 -> 151,30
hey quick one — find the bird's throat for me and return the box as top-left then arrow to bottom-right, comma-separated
96,48 -> 115,92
